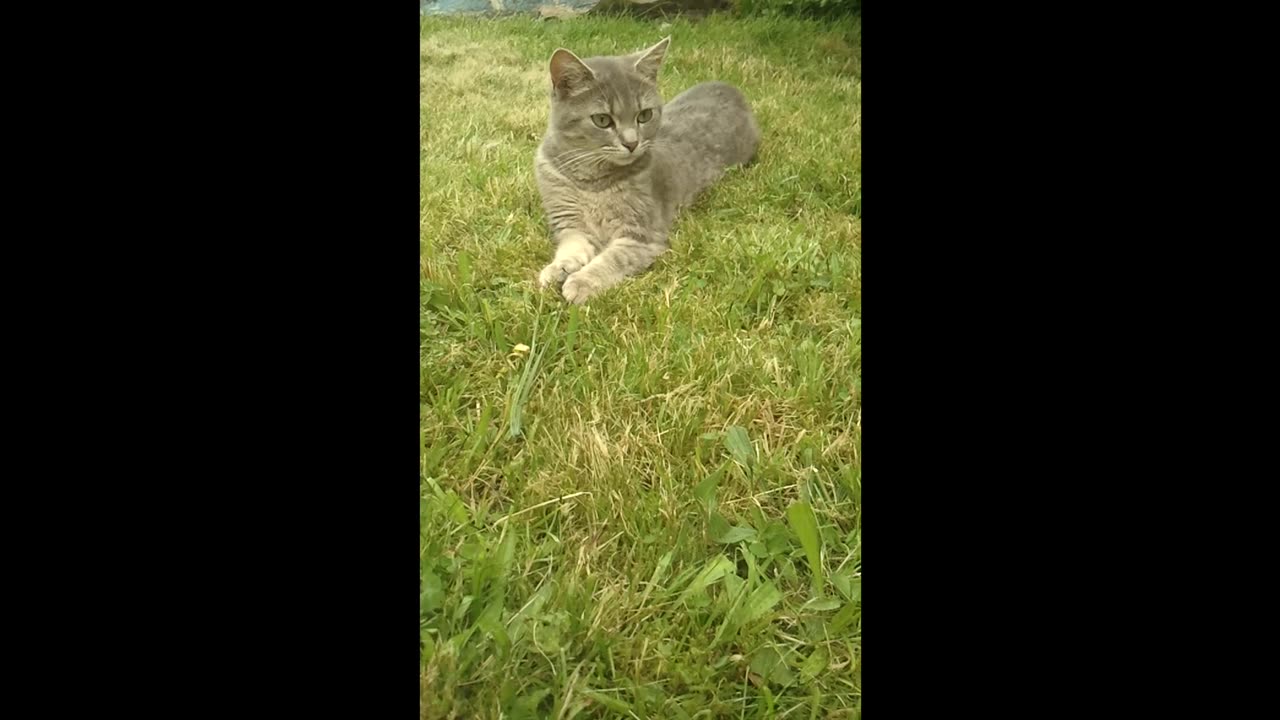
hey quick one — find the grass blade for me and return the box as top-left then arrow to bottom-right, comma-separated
787,501 -> 824,592
723,425 -> 755,468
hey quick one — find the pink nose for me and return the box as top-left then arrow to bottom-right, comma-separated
622,140 -> 638,152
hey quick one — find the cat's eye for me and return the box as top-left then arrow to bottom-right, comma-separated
591,114 -> 613,128
637,109 -> 653,123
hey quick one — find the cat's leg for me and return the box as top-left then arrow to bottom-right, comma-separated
561,236 -> 666,304
538,230 -> 597,288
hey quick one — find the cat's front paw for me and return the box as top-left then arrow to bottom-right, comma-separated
538,258 -> 584,288
561,272 -> 601,304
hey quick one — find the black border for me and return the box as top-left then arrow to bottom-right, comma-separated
144,8 -> 423,716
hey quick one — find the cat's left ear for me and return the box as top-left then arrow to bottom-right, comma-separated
633,37 -> 670,80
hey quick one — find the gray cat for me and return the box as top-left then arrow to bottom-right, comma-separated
534,37 -> 760,304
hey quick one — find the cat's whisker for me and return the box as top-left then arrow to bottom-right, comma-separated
556,154 -> 596,174
559,151 -> 608,175
552,150 -> 607,177
554,149 -> 596,167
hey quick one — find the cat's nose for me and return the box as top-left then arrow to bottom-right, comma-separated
621,139 -> 638,153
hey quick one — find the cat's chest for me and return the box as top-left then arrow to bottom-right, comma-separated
568,184 -> 650,240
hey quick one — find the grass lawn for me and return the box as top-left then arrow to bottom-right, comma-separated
421,12 -> 860,719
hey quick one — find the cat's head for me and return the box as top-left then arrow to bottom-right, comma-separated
545,38 -> 670,166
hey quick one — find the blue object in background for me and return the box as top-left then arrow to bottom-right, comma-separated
421,0 -> 602,15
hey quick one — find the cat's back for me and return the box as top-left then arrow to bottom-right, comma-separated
661,81 -> 760,168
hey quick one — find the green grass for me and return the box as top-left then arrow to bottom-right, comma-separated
422,13 -> 860,719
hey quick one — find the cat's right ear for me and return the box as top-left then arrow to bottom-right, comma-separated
632,37 -> 670,81
549,48 -> 594,97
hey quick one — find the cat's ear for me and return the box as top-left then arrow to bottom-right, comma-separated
632,37 -> 670,81
549,48 -> 594,97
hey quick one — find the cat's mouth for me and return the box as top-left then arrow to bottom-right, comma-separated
605,145 -> 647,165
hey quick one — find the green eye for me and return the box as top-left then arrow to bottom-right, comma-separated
591,114 -> 613,128
637,109 -> 653,123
